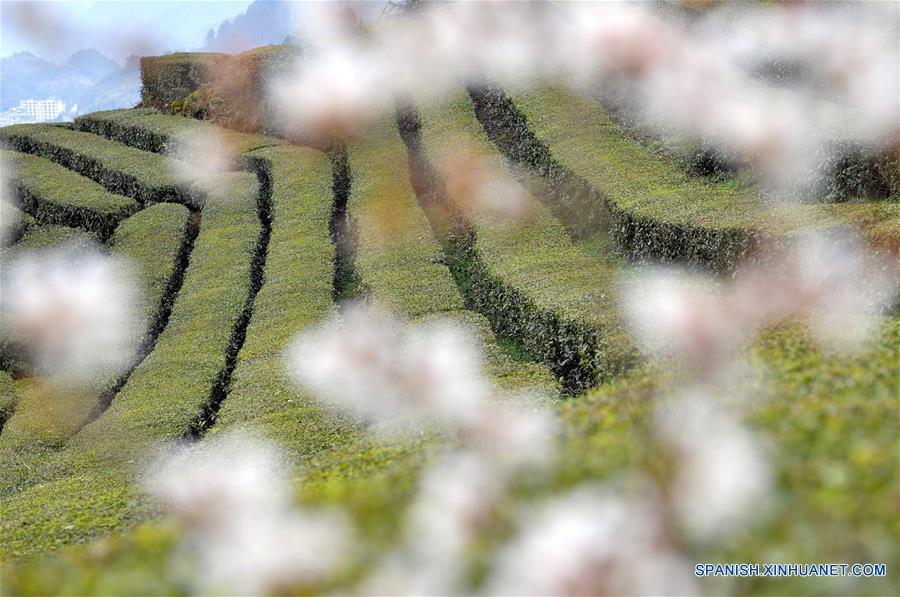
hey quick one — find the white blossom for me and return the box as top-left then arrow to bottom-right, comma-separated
486,485 -> 696,596
285,303 -> 491,433
656,391 -> 772,542
167,129 -> 238,185
269,2 -> 897,188
0,243 -> 143,385
622,230 -> 897,373
365,451 -> 502,595
145,430 -> 353,595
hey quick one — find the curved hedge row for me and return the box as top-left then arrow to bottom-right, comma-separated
348,117 -> 558,392
0,203 -> 191,500
475,85 -> 900,270
0,201 -> 36,246
0,172 -> 261,559
399,98 -> 637,393
211,146 -> 338,453
140,46 -> 303,135
469,85 -> 764,271
598,84 -> 900,202
74,108 -> 284,156
3,150 -> 138,241
0,125 -> 193,206
349,120 -> 465,317
174,45 -> 304,135
2,223 -> 98,253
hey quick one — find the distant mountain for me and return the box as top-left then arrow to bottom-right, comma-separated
73,56 -> 141,115
203,0 -> 297,53
1,49 -> 121,111
66,49 -> 120,82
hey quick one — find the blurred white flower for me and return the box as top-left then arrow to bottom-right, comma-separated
0,243 -> 143,385
167,129 -> 237,185
145,430 -> 353,595
780,231 -> 897,350
621,268 -> 740,372
622,230 -> 897,372
471,400 -> 559,472
432,141 -> 532,225
191,509 -> 350,595
146,429 -> 289,529
271,47 -> 388,141
285,303 -> 491,433
656,391 -> 772,542
270,2 -> 897,191
365,451 -> 502,595
485,485 -> 696,596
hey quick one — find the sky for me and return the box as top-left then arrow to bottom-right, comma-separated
1,0 -> 255,63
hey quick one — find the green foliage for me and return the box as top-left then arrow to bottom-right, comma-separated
4,224 -> 99,253
347,117 -> 557,392
0,172 -> 260,559
139,53 -> 230,111
9,317 -> 895,595
412,96 -> 638,392
74,108 -> 284,155
3,150 -> 137,241
212,145 -> 334,437
552,319 -> 900,596
141,46 -> 303,135
0,62 -> 896,595
0,371 -> 19,431
709,320 -> 900,595
111,203 -> 192,322
475,85 -> 900,270
348,119 -> 466,317
0,201 -> 36,246
0,124 -> 191,205
0,203 -> 189,551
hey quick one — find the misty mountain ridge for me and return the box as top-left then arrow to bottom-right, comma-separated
203,0 -> 298,53
1,48 -> 135,114
2,1 -> 302,118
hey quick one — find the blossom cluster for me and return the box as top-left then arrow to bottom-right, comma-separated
623,230 -> 897,375
271,2 -> 897,189
0,243 -> 144,386
144,430 -> 352,595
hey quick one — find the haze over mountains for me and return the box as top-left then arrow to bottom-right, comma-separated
1,49 -> 138,115
1,0 -> 299,118
203,0 -> 297,54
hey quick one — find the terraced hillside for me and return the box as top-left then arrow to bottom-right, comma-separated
1,63 -> 897,595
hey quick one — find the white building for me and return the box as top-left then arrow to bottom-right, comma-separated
0,98 -> 66,126
18,98 -> 66,122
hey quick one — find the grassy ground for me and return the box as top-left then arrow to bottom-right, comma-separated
0,93 -> 896,596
